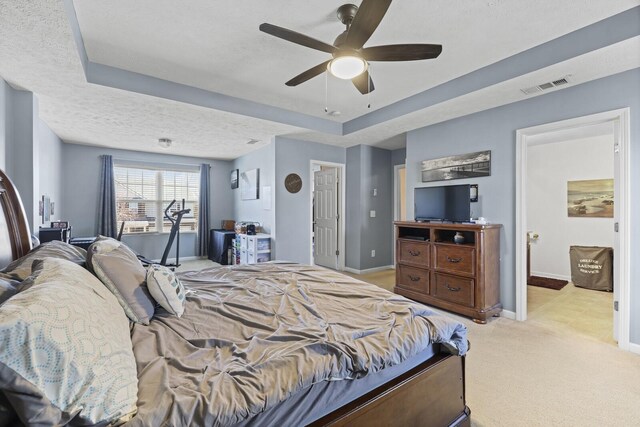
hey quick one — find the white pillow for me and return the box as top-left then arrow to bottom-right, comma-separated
146,265 -> 186,317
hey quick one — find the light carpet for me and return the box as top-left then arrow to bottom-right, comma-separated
176,258 -> 220,272
345,268 -> 640,427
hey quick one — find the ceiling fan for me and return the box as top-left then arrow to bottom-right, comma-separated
259,0 -> 442,94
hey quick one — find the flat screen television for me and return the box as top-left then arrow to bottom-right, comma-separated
414,184 -> 471,222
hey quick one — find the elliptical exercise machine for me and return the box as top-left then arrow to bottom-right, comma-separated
137,199 -> 191,270
159,199 -> 191,268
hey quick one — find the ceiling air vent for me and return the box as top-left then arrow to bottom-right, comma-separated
521,86 -> 542,95
520,76 -> 571,95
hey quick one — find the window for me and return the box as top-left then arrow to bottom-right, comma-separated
114,165 -> 199,234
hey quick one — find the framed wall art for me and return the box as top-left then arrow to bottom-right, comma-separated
567,179 -> 613,218
230,169 -> 239,189
241,168 -> 260,200
421,150 -> 491,182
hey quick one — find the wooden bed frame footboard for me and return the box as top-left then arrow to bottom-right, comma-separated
310,353 -> 470,427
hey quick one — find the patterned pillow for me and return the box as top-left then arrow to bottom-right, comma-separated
1,240 -> 87,281
0,258 -> 138,425
87,236 -> 155,324
146,264 -> 186,317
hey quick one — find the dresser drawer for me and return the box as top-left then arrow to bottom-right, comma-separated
433,273 -> 474,307
397,265 -> 430,293
398,240 -> 430,267
434,245 -> 475,275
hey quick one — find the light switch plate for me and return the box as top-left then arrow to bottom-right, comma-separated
370,210 -> 376,217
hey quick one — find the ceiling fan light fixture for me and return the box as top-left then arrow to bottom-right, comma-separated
328,56 -> 367,79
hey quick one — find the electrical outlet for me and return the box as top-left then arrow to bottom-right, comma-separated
370,210 -> 376,218
373,188 -> 377,196
371,250 -> 376,257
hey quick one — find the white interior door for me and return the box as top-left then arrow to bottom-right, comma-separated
314,168 -> 338,269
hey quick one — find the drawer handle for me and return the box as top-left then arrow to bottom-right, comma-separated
447,256 -> 462,263
446,284 -> 461,292
408,275 -> 421,282
408,250 -> 421,256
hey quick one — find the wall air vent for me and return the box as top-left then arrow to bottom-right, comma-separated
520,76 -> 572,95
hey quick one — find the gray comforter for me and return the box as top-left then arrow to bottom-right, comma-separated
126,263 -> 468,426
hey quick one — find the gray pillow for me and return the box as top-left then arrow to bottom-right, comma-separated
87,236 -> 155,324
0,275 -> 20,305
1,240 -> 87,281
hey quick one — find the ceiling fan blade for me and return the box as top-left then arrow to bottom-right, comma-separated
286,60 -> 331,86
345,0 -> 392,49
352,70 -> 375,94
362,44 -> 443,61
260,23 -> 336,54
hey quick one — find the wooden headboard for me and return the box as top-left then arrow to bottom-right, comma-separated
0,169 -> 32,269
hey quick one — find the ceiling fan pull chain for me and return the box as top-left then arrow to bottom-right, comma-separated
324,71 -> 328,113
367,64 -> 372,109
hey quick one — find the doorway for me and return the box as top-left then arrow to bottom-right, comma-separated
309,160 -> 346,271
525,124 -> 615,344
516,108 -> 630,351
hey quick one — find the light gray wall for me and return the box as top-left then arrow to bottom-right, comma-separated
231,142 -> 275,238
406,68 -> 640,344
61,143 -> 233,260
359,146 -> 393,269
273,136 -> 346,263
0,79 -> 7,170
344,145 -> 394,270
0,84 -> 64,235
36,107 -> 63,226
391,147 -> 406,166
5,89 -> 36,232
345,146 -> 362,270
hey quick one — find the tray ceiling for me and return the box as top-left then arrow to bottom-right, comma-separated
0,1 -> 637,159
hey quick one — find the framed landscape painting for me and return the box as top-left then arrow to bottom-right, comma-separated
567,179 -> 613,218
421,150 -> 491,182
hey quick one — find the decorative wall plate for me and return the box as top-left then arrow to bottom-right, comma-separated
284,173 -> 302,193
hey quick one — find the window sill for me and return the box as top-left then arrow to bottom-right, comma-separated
121,230 -> 198,237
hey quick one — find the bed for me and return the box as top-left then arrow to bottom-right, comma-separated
0,168 -> 471,426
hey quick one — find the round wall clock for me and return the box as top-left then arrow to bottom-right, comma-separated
284,173 -> 302,193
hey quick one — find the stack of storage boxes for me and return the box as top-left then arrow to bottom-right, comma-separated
234,233 -> 271,265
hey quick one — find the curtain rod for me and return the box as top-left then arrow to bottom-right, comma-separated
112,158 -> 206,172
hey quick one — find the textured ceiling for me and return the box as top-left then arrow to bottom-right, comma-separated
73,0 -> 639,121
0,1 -> 638,159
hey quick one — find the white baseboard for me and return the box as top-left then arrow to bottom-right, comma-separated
629,343 -> 640,355
500,309 -> 516,320
531,271 -> 570,281
150,256 -> 206,263
343,265 -> 395,275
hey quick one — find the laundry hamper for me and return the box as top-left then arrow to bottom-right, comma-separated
569,246 -> 613,291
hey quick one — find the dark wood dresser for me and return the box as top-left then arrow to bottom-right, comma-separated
394,221 -> 502,323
